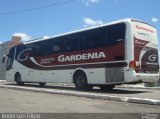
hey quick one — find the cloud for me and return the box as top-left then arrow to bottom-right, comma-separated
151,17 -> 159,23
82,0 -> 100,6
12,33 -> 32,41
83,17 -> 103,27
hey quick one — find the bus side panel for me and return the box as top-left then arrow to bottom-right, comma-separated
89,68 -> 106,84
46,69 -> 73,83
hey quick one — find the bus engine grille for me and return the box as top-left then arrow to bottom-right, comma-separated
105,68 -> 124,83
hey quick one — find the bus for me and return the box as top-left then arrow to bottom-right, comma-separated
6,18 -> 159,90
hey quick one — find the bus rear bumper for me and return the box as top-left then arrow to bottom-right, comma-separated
125,70 -> 159,83
136,74 -> 159,83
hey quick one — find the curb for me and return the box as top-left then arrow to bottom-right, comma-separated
117,86 -> 160,90
0,84 -> 160,106
127,98 -> 160,105
0,80 -> 7,82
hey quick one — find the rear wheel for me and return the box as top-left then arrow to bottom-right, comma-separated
15,73 -> 24,85
99,85 -> 115,91
74,72 -> 93,90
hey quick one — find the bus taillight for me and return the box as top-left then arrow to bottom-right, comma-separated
129,60 -> 136,70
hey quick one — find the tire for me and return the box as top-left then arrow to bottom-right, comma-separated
15,73 -> 24,85
74,72 -> 93,90
99,85 -> 115,91
39,83 -> 46,87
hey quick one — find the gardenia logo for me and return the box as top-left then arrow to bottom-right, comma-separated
58,52 -> 106,62
148,54 -> 157,62
136,25 -> 155,33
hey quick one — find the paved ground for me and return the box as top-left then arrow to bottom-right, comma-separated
0,88 -> 160,113
1,81 -> 159,100
1,81 -> 160,119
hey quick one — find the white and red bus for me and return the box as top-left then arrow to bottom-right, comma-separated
6,18 -> 159,90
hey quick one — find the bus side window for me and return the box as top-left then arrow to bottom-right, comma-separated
26,44 -> 39,56
104,23 -> 126,46
64,39 -> 74,51
64,34 -> 80,52
31,46 -> 39,56
83,28 -> 104,49
52,45 -> 61,52
35,41 -> 49,56
72,33 -> 81,51
49,38 -> 64,54
103,23 -> 126,61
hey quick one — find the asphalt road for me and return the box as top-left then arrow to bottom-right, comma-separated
1,81 -> 160,100
0,88 -> 160,113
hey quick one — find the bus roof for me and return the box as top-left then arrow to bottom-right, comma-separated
23,18 -> 153,45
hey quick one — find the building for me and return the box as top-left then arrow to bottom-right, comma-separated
0,36 -> 21,80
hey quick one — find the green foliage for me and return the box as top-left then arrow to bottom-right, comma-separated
145,82 -> 160,87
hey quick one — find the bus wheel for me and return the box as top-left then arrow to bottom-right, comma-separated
39,83 -> 46,87
74,72 -> 93,90
99,85 -> 115,91
15,73 -> 24,85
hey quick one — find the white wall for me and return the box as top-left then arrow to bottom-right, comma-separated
0,42 -> 10,80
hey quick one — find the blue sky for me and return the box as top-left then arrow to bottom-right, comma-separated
0,0 -> 159,44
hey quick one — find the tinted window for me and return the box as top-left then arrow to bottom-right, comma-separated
104,23 -> 126,46
83,28 -> 104,49
48,37 -> 64,53
23,23 -> 125,56
48,33 -> 81,54
26,43 -> 39,56
36,41 -> 49,56
64,33 -> 81,52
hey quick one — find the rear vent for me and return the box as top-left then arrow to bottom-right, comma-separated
105,68 -> 124,83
